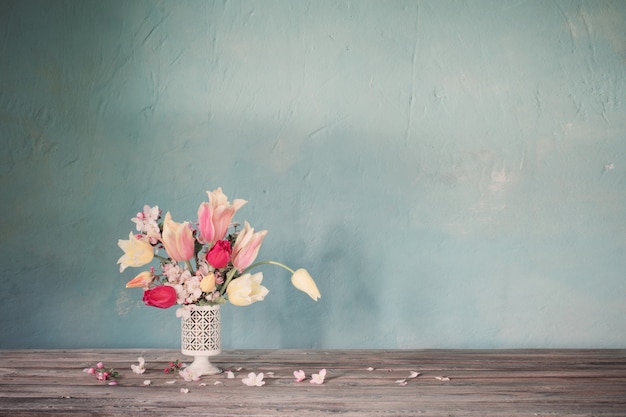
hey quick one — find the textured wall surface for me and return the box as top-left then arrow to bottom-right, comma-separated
1,0 -> 625,349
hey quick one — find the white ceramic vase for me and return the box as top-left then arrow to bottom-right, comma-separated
181,304 -> 222,375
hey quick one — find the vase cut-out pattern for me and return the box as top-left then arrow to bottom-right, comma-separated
181,305 -> 221,354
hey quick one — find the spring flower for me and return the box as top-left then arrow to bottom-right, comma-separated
131,357 -> 146,374
231,221 -> 268,271
117,232 -> 154,272
242,372 -> 265,387
131,205 -> 161,244
120,189 -> 321,311
205,240 -> 232,269
290,269 -> 321,301
310,369 -> 326,384
200,273 -> 216,292
125,271 -> 153,288
179,368 -> 200,382
161,212 -> 195,262
293,370 -> 306,382
226,272 -> 269,306
197,188 -> 247,244
143,285 -> 177,308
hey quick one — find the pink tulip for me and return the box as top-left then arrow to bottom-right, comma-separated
231,221 -> 268,271
197,188 -> 247,244
143,285 -> 177,309
205,240 -> 232,269
161,212 -> 195,262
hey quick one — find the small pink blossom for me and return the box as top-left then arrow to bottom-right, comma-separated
310,369 -> 326,384
293,370 -> 306,382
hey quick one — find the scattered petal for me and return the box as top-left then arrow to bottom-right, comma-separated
242,372 -> 265,387
266,371 -> 275,376
143,380 -> 151,386
108,381 -> 118,386
199,383 -> 207,386
234,367 -> 243,371
214,381 -> 223,385
165,380 -> 177,384
310,369 -> 326,385
180,388 -> 189,394
395,379 -> 408,386
367,367 -> 374,371
409,371 -> 420,378
436,376 -> 451,381
293,370 -> 306,382
226,370 -> 235,379
96,362 -> 104,369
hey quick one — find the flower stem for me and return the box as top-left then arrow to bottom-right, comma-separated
185,260 -> 195,275
242,260 -> 295,275
219,267 -> 239,296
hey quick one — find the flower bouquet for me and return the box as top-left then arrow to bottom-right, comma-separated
118,187 -> 320,313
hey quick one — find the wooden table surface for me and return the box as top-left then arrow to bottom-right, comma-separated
1,349 -> 625,416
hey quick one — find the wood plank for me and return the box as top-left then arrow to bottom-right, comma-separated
0,349 -> 625,416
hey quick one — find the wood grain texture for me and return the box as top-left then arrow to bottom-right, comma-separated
0,349 -> 625,416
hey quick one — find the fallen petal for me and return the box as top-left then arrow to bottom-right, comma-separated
143,380 -> 151,386
165,380 -> 176,384
409,371 -> 420,378
226,370 -> 235,379
367,367 -> 374,371
436,376 -> 451,381
180,388 -> 189,394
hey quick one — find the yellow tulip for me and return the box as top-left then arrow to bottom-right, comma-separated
125,271 -> 153,288
226,272 -> 269,306
200,273 -> 216,292
291,268 -> 321,301
117,232 -> 154,272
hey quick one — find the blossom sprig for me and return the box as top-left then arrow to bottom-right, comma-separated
83,362 -> 119,383
164,359 -> 185,374
118,188 -> 321,310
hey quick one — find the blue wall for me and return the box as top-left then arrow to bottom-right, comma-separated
1,0 -> 625,349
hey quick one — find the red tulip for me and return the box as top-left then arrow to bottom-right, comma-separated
143,286 -> 177,309
206,240 -> 232,269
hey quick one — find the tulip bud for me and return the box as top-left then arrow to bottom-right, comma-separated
200,273 -> 217,293
291,269 -> 321,301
